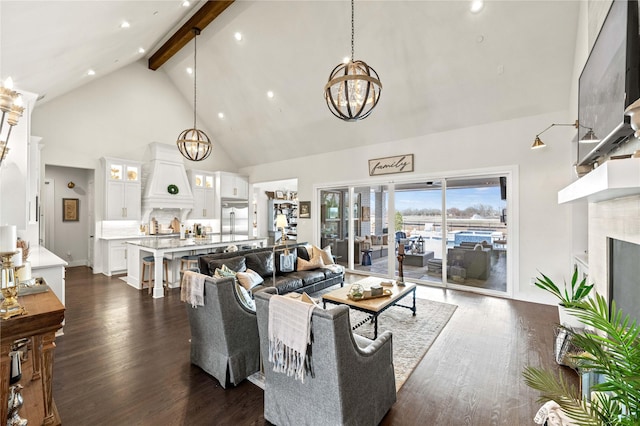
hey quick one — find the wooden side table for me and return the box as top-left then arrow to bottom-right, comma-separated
1,287 -> 65,425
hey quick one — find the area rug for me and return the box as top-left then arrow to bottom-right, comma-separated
345,297 -> 457,390
249,295 -> 457,391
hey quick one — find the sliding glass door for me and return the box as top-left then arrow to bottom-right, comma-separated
444,177 -> 507,293
317,172 -> 509,295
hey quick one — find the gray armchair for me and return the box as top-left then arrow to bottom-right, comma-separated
185,276 -> 260,388
255,288 -> 396,425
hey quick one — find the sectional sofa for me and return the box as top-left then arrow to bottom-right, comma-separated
197,243 -> 345,295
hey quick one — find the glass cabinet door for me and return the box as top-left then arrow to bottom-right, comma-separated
126,165 -> 139,182
109,164 -> 123,180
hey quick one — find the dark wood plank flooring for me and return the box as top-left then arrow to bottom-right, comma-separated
51,267 -> 575,425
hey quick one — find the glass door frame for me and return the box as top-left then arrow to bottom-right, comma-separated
312,166 -> 517,298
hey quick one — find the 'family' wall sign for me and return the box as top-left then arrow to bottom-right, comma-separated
368,154 -> 414,176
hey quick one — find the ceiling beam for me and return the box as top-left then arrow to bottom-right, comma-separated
148,0 -> 235,71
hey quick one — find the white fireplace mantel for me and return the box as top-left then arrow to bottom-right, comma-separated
558,157 -> 640,204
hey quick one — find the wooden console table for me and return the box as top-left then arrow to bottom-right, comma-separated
1,288 -> 65,425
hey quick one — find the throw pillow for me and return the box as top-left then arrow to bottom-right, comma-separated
297,245 -> 311,261
245,251 -> 274,278
300,292 -> 323,309
214,264 -> 237,279
297,254 -> 325,271
279,253 -> 296,273
236,268 -> 264,291
234,283 -> 255,311
207,255 -> 247,276
312,244 -> 334,265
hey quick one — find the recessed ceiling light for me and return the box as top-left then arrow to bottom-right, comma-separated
87,69 -> 96,76
186,67 -> 193,75
182,1 -> 190,7
138,47 -> 145,54
470,0 -> 484,13
218,112 -> 225,119
234,32 -> 243,41
267,91 -> 274,99
120,21 -> 130,29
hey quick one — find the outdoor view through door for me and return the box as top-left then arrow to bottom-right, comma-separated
319,176 -> 508,295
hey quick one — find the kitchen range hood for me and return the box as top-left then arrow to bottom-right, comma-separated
141,142 -> 194,222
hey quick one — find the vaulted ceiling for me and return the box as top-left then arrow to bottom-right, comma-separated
1,1 -> 580,168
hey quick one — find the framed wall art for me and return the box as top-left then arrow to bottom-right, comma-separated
63,198 -> 79,221
299,201 -> 311,219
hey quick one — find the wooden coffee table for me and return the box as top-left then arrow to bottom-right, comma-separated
322,277 -> 416,338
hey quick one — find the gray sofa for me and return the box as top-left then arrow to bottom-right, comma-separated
197,243 -> 344,295
185,275 -> 260,388
255,288 -> 397,425
447,246 -> 492,280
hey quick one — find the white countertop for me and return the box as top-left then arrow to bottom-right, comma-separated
29,246 -> 68,269
100,234 -> 179,240
127,235 -> 266,250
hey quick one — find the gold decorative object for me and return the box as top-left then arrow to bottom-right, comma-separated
127,170 -> 137,180
325,0 -> 382,121
0,77 -> 24,167
67,181 -> 75,188
1,251 -> 27,319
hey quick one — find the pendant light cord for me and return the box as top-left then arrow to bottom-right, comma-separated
193,28 -> 199,129
351,0 -> 355,62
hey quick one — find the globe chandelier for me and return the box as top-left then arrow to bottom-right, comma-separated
324,0 -> 382,121
177,28 -> 212,161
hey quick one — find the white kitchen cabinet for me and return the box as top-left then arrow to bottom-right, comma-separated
216,172 -> 248,199
102,158 -> 141,220
187,170 -> 216,219
104,239 -> 128,275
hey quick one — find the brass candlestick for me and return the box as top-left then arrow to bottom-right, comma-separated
1,251 -> 27,319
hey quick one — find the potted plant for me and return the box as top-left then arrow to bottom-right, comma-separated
523,293 -> 640,425
534,267 -> 594,328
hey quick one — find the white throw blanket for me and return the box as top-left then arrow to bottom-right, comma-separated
180,271 -> 206,307
268,295 -> 315,382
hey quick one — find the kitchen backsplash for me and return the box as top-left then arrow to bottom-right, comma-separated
100,209 -> 220,237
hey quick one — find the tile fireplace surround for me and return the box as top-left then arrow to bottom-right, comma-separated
588,195 -> 640,297
559,158 -> 640,297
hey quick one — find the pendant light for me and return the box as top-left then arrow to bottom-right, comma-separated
324,0 -> 382,121
177,28 -> 212,161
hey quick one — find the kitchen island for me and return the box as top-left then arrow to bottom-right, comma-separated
126,235 -> 267,298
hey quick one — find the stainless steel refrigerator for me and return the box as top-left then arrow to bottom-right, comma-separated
221,199 -> 249,236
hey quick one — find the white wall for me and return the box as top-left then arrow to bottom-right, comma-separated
31,59 -> 238,173
44,165 -> 92,266
242,110 -> 577,304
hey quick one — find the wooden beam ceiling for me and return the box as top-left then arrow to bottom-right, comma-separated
148,0 -> 235,71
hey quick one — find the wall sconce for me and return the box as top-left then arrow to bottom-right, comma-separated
532,120 -> 599,149
67,181 -> 75,189
0,77 -> 24,166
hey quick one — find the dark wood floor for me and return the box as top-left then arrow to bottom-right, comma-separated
51,267 -> 575,425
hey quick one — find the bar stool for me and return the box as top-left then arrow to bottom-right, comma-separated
141,256 -> 169,295
180,255 -> 199,272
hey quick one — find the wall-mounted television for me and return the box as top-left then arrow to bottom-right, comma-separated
577,0 -> 640,166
